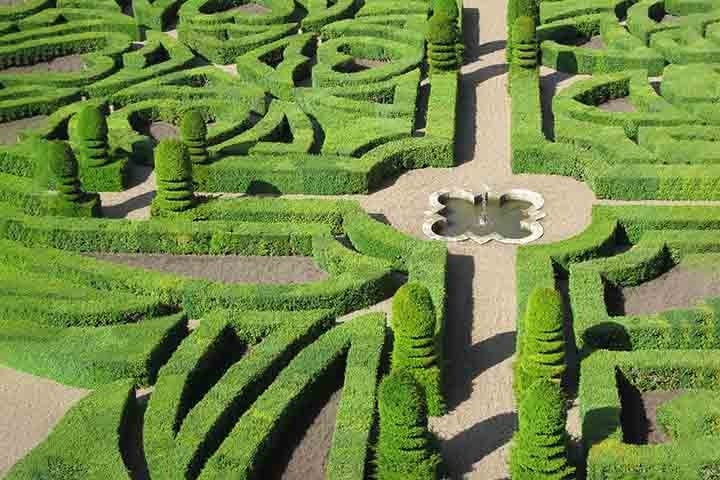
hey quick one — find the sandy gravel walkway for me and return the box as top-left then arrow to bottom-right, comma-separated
0,366 -> 89,476
350,2 -> 595,478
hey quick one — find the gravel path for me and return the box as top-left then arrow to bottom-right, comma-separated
88,253 -> 328,284
0,366 -> 88,476
350,3 -> 595,478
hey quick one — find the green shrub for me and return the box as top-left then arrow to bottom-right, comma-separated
514,288 -> 566,400
391,282 -> 445,415
153,139 -> 195,212
511,378 -> 574,479
432,0 -> 459,20
376,370 -> 440,480
180,109 -> 209,165
507,0 -> 539,59
513,16 -> 538,68
73,105 -> 110,168
426,13 -> 459,73
47,141 -> 84,203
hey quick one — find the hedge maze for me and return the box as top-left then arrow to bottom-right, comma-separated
0,0 -> 457,478
510,0 -> 720,200
516,205 -> 720,478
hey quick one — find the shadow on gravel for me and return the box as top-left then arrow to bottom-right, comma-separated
443,254 -> 516,411
443,412 -> 518,478
456,7 -> 509,164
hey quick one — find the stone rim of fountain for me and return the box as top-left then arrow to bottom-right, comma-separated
422,186 -> 546,245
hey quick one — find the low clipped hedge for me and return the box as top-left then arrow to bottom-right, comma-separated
5,380 -> 134,480
581,349 -> 720,479
198,313 -> 386,479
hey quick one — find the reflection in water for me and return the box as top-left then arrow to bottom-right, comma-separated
433,197 -> 532,239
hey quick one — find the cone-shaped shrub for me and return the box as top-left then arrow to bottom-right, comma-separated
47,141 -> 84,203
426,13 -> 459,73
432,0 -> 459,20
180,110 -> 209,165
153,139 -> 195,212
74,105 -> 110,168
514,288 -> 567,400
376,371 -> 440,480
392,283 -> 445,415
511,379 -> 574,479
507,0 -> 538,60
513,16 -> 538,68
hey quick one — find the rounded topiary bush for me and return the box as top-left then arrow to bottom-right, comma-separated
432,0 -> 459,20
180,110 -> 209,165
512,16 -> 538,68
73,105 -> 110,168
426,13 -> 460,73
514,288 -> 567,401
46,140 -> 83,203
507,0 -> 539,60
153,139 -> 195,212
391,283 -> 445,415
376,370 -> 440,480
510,378 -> 574,479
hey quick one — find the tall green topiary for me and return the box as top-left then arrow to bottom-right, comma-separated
46,141 -> 84,203
507,0 -> 539,61
510,378 -> 574,479
432,0 -> 459,20
391,283 -> 445,415
180,110 -> 209,165
514,288 -> 567,401
376,371 -> 441,480
513,16 -> 538,68
426,13 -> 460,73
152,139 -> 195,212
74,105 -> 110,168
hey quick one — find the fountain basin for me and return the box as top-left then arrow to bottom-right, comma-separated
422,187 -> 545,245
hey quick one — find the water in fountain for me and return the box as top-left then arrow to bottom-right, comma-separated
434,196 -> 533,239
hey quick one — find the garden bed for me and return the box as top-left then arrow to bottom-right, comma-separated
87,253 -> 329,284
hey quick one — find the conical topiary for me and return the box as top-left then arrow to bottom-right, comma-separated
391,283 -> 445,415
73,105 -> 110,168
180,109 -> 209,165
46,140 -> 84,203
514,287 -> 567,401
376,370 -> 441,480
426,13 -> 460,73
153,139 -> 195,212
507,0 -> 539,60
513,16 -> 538,68
432,0 -> 459,20
510,378 -> 574,479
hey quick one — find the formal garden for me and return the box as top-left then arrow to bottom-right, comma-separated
1,0 -> 720,478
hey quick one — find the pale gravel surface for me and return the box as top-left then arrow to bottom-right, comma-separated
0,366 -> 89,476
87,253 -> 328,284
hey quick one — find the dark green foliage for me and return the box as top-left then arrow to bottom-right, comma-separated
180,109 -> 209,165
507,0 -> 538,59
511,379 -> 574,480
514,288 -> 566,400
74,105 -> 110,168
426,13 -> 460,73
46,141 -> 84,203
513,16 -> 538,68
376,370 -> 440,480
391,282 -> 445,415
432,0 -> 459,20
153,139 -> 195,212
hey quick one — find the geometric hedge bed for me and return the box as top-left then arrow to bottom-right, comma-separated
0,0 -> 455,478
516,205 -> 720,479
510,0 -> 720,200
0,0 -> 458,195
2,197 -> 447,479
